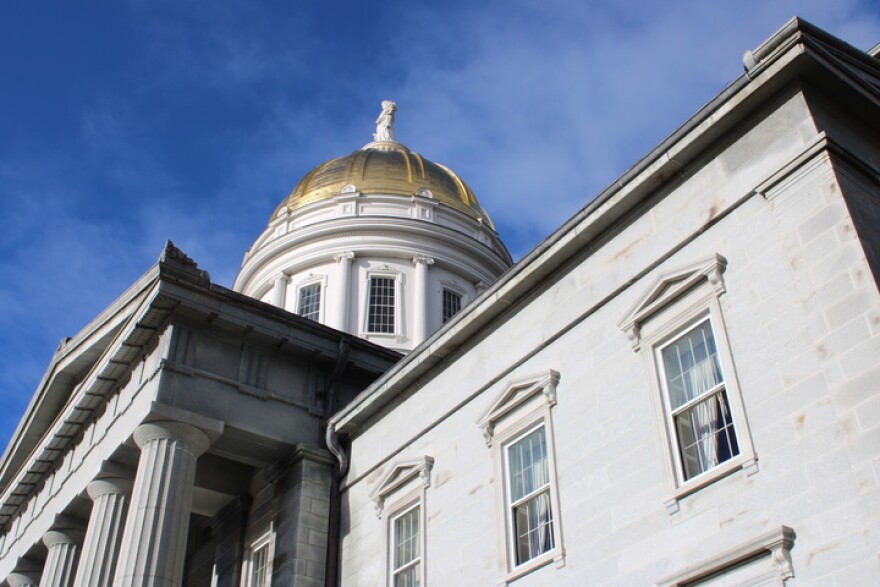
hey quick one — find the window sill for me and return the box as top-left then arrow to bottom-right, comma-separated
499,549 -> 565,586
665,455 -> 758,514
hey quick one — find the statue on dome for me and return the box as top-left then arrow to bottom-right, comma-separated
374,100 -> 397,142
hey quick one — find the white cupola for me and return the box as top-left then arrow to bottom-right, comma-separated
233,102 -> 511,352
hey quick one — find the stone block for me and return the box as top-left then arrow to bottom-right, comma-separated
838,335 -> 880,379
824,288 -> 876,332
797,202 -> 848,245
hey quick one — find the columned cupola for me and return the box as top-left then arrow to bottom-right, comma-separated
234,102 -> 511,351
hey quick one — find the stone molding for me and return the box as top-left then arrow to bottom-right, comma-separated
656,526 -> 796,586
368,456 -> 434,517
412,254 -> 435,266
617,254 -> 727,351
42,528 -> 83,548
86,478 -> 132,501
132,421 -> 212,457
476,369 -> 560,447
6,571 -> 40,587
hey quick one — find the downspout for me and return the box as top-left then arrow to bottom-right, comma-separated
323,336 -> 350,587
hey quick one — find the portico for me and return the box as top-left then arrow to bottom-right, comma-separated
0,243 -> 399,587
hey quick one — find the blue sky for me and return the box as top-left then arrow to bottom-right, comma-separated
1,1 -> 878,449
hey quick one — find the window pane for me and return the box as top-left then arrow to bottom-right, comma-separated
508,426 -> 554,565
393,565 -> 419,587
508,427 -> 549,502
393,506 -> 420,569
442,289 -> 462,324
514,490 -> 554,565
368,277 -> 396,333
675,390 -> 739,479
662,320 -> 724,409
251,542 -> 270,587
297,283 -> 322,321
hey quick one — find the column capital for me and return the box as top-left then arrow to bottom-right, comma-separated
334,251 -> 355,263
412,254 -> 435,266
87,477 -> 133,500
274,273 -> 290,283
42,528 -> 84,548
133,421 -> 211,457
6,572 -> 40,587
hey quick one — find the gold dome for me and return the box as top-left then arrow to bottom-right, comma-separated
273,141 -> 496,229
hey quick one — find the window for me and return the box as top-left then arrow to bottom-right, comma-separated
477,370 -> 565,583
657,318 -> 739,481
506,425 -> 554,565
243,527 -> 274,587
368,276 -> 396,333
390,503 -> 421,587
442,288 -> 462,324
618,255 -> 756,512
297,282 -> 322,321
369,457 -> 433,587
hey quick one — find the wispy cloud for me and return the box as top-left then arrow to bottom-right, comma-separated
0,0 -> 877,446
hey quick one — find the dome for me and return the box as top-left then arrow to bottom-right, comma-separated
236,101 -> 512,352
272,140 -> 497,230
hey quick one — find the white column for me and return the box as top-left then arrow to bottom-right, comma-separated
73,478 -> 131,587
271,274 -> 289,309
333,252 -> 355,331
40,529 -> 82,587
114,422 -> 211,587
412,255 -> 434,345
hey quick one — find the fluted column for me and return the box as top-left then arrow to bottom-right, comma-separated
271,274 -> 289,309
412,255 -> 434,345
40,529 -> 82,587
73,478 -> 132,587
113,422 -> 210,587
333,252 -> 355,331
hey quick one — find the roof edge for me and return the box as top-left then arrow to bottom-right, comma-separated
330,16 -> 877,435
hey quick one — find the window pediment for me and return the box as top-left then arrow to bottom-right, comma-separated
369,456 -> 434,517
476,370 -> 560,447
618,254 -> 727,351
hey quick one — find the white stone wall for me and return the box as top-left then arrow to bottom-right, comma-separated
339,90 -> 880,586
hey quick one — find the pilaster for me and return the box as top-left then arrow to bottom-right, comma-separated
333,252 -> 355,331
412,255 -> 434,345
266,446 -> 336,586
271,274 -> 290,309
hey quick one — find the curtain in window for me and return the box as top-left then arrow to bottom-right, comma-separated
508,427 -> 554,564
664,320 -> 738,479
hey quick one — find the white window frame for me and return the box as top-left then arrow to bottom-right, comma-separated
618,255 -> 757,514
369,457 -> 433,587
241,524 -> 274,587
294,275 -> 326,322
388,500 -> 423,587
477,370 -> 565,584
362,270 -> 403,337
